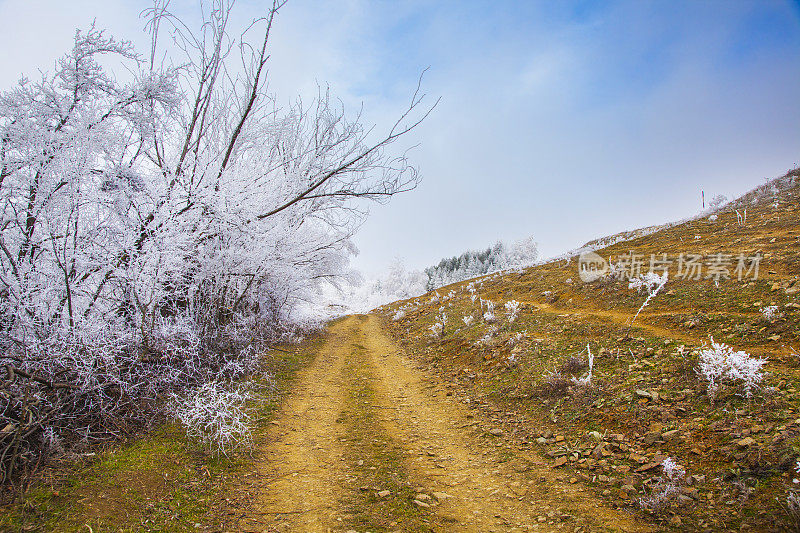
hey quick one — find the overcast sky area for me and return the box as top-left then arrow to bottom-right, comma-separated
1,0 -> 798,277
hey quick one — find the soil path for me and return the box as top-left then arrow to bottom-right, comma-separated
522,300 -> 787,363
240,315 -> 651,532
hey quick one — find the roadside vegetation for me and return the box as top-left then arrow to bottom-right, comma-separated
381,168 -> 800,531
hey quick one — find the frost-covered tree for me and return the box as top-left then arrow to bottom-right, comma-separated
0,0 -> 431,484
424,236 -> 538,289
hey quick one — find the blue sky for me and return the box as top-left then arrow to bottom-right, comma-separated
1,0 -> 798,276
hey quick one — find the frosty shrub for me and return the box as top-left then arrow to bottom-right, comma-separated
483,311 -> 496,323
762,305 -> 783,321
538,370 -> 570,398
462,315 -> 474,326
172,381 -> 253,456
571,344 -> 594,387
628,272 -> 668,325
508,331 -> 525,346
787,460 -> 800,530
392,310 -> 406,321
696,337 -> 766,399
640,457 -> 685,511
429,308 -> 447,337
505,300 -> 521,322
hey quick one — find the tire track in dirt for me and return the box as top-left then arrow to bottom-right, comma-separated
359,314 -> 650,532
240,315 -> 652,532
523,300 -> 787,363
237,318 -> 356,532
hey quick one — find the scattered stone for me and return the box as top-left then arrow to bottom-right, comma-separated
554,456 -> 568,467
737,437 -> 756,447
635,390 -> 655,400
662,429 -> 679,439
432,492 -> 452,501
668,515 -> 682,527
413,499 -> 431,508
588,431 -> 603,442
489,428 -> 504,436
635,462 -> 660,473
416,493 -> 432,501
376,490 -> 391,498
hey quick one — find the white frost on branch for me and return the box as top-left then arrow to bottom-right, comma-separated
628,272 -> 668,325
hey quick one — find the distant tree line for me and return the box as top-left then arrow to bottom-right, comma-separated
424,236 -> 538,290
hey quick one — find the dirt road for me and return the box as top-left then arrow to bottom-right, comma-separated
238,315 -> 649,532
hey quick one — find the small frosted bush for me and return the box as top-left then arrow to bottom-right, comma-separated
462,315 -> 474,326
571,344 -> 594,387
508,331 -> 525,346
785,460 -> 800,529
483,311 -> 495,323
172,381 -> 253,456
696,337 -> 766,399
505,300 -> 521,322
640,457 -> 685,511
392,310 -> 406,321
762,305 -> 783,321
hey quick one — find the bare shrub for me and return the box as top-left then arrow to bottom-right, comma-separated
560,356 -> 588,375
537,370 -> 571,398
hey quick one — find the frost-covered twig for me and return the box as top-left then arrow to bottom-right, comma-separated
628,272 -> 668,326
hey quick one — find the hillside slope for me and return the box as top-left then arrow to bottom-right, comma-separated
380,168 -> 800,531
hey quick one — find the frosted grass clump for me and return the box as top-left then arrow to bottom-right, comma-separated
508,331 -> 525,346
639,457 -> 685,511
172,381 -> 253,456
761,305 -> 783,321
786,460 -> 800,527
392,310 -> 406,321
505,300 -> 520,322
696,337 -> 766,399
462,315 -> 474,326
571,344 -> 594,387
